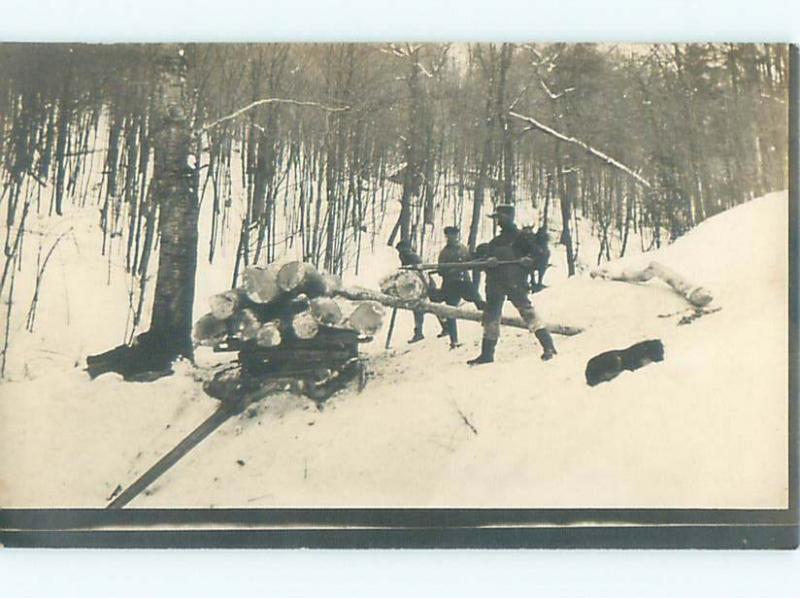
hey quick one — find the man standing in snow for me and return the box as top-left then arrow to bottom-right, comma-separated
467,204 -> 557,365
436,226 -> 486,349
395,239 -> 438,343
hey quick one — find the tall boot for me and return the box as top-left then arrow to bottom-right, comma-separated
467,337 -> 496,366
409,311 -> 425,343
447,318 -> 460,349
534,328 -> 557,361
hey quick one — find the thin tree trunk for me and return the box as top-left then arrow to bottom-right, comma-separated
560,167 -> 576,277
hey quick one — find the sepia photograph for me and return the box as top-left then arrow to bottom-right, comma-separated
0,40 -> 795,548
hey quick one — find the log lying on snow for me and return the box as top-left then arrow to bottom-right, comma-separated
591,261 -> 713,308
648,262 -> 714,307
333,286 -> 583,336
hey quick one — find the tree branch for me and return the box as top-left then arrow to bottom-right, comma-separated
198,98 -> 350,135
509,110 -> 653,189
539,78 -> 575,100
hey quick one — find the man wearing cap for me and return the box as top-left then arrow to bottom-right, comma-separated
395,239 -> 439,343
467,204 -> 558,365
436,226 -> 486,349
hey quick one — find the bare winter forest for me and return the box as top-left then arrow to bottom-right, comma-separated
0,41 -> 793,515
0,43 -> 789,376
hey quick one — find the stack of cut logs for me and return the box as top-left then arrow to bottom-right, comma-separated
193,261 -> 387,349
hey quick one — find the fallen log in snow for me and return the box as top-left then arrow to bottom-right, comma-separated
591,261 -> 713,308
648,262 -> 714,307
333,286 -> 583,336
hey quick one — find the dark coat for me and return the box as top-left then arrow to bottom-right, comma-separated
484,223 -> 530,290
397,249 -> 422,268
437,242 -> 472,282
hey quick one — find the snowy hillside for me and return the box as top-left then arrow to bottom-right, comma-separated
0,191 -> 789,509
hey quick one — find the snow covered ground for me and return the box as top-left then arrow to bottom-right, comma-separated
0,191 -> 789,509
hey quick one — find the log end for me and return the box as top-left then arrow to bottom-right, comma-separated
231,308 -> 261,341
208,290 -> 239,320
310,297 -> 344,326
346,301 -> 386,335
193,312 -> 229,346
292,310 -> 320,339
688,287 -> 714,308
256,321 -> 283,347
277,261 -> 311,292
243,266 -> 280,304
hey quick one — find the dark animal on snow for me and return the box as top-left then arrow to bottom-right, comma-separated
585,339 -> 665,387
85,330 -> 177,381
515,225 -> 551,291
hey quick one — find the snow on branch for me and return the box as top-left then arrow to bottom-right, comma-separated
508,110 -> 653,189
539,78 -> 575,100
382,43 -> 442,79
199,98 -> 351,135
508,83 -> 531,111
760,93 -> 786,105
414,62 -> 434,79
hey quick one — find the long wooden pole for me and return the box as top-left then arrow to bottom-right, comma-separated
107,405 -> 232,509
401,258 -> 526,272
385,307 -> 399,349
333,286 -> 583,336
107,385 -> 272,509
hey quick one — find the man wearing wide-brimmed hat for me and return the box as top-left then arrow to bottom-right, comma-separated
467,204 -> 557,365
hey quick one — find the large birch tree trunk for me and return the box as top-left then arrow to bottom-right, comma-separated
146,45 -> 199,361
